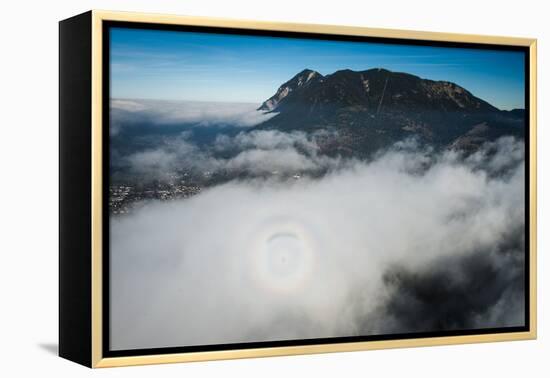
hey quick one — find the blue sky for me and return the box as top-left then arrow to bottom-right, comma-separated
110,27 -> 525,110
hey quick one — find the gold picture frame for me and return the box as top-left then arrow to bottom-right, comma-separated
59,10 -> 537,368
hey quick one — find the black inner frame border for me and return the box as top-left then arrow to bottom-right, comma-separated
101,20 -> 531,358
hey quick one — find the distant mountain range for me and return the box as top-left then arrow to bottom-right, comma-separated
255,68 -> 525,155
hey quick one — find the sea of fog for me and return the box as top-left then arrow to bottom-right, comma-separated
109,99 -> 525,350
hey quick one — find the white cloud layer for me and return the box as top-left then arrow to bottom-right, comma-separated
118,129 -> 346,182
110,99 -> 276,135
110,137 -> 525,350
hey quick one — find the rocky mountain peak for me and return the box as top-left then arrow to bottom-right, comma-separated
257,69 -> 324,112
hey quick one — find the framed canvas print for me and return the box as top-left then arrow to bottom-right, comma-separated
59,10 -> 537,368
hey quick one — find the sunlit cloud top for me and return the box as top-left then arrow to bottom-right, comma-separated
110,27 -> 525,110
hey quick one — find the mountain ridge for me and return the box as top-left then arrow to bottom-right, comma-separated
258,68 -> 499,115
254,68 -> 524,155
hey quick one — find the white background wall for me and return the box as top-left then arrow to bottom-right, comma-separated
0,0 -> 547,376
